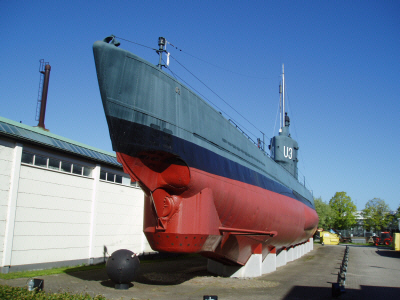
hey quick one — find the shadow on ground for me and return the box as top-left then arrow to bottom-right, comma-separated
375,249 -> 400,258
283,285 -> 400,300
65,253 -> 212,287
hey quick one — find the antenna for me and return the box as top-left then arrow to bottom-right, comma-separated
279,83 -> 282,130
282,64 -> 285,128
279,64 -> 285,130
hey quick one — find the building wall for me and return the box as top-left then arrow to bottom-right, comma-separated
0,139 -> 14,264
0,137 -> 153,273
93,180 -> 148,258
11,165 -> 93,266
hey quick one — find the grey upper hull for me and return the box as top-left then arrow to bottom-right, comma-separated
93,40 -> 314,208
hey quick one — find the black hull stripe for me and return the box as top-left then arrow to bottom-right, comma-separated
108,116 -> 315,209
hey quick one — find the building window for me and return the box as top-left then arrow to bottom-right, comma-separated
100,170 -> 134,187
130,181 -> 139,188
35,155 -> 47,168
115,174 -> 122,184
72,164 -> 83,175
21,152 -> 34,164
21,151 -> 93,178
61,161 -> 72,173
107,173 -> 115,182
48,157 -> 60,170
100,170 -> 117,183
83,167 -> 92,177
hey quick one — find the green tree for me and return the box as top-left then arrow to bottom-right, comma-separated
314,197 -> 334,229
362,198 -> 393,231
396,205 -> 400,219
395,205 -> 400,230
387,205 -> 400,230
329,192 -> 357,230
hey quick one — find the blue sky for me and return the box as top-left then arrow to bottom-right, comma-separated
1,1 -> 399,211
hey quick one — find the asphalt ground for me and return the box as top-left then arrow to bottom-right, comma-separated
1,243 -> 399,300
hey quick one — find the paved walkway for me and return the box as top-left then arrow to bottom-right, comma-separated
1,244 -> 399,299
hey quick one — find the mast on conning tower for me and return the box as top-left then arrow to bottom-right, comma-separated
282,64 -> 285,129
279,63 -> 291,135
270,64 -> 299,179
157,37 -> 167,69
279,64 -> 287,131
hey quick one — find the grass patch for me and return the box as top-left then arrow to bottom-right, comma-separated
0,285 -> 107,299
0,264 -> 105,280
0,253 -> 200,279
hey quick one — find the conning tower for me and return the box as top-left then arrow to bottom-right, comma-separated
270,65 -> 299,179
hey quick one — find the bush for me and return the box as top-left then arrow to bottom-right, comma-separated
0,285 -> 107,300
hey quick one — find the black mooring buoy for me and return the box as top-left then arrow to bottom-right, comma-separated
106,249 -> 140,289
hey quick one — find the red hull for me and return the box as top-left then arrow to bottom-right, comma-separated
117,151 -> 318,265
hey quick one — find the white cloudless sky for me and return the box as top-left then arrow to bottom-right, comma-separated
1,0 -> 399,211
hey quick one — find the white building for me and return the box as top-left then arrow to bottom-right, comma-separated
0,116 -> 153,273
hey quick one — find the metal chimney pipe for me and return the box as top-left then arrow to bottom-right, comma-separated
38,64 -> 51,129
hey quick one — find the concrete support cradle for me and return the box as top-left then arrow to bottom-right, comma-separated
276,247 -> 287,268
207,238 -> 314,278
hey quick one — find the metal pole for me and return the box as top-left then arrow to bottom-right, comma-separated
38,64 -> 51,129
262,132 -> 265,152
157,37 -> 166,69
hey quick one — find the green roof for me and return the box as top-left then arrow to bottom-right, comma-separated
0,116 -> 120,167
